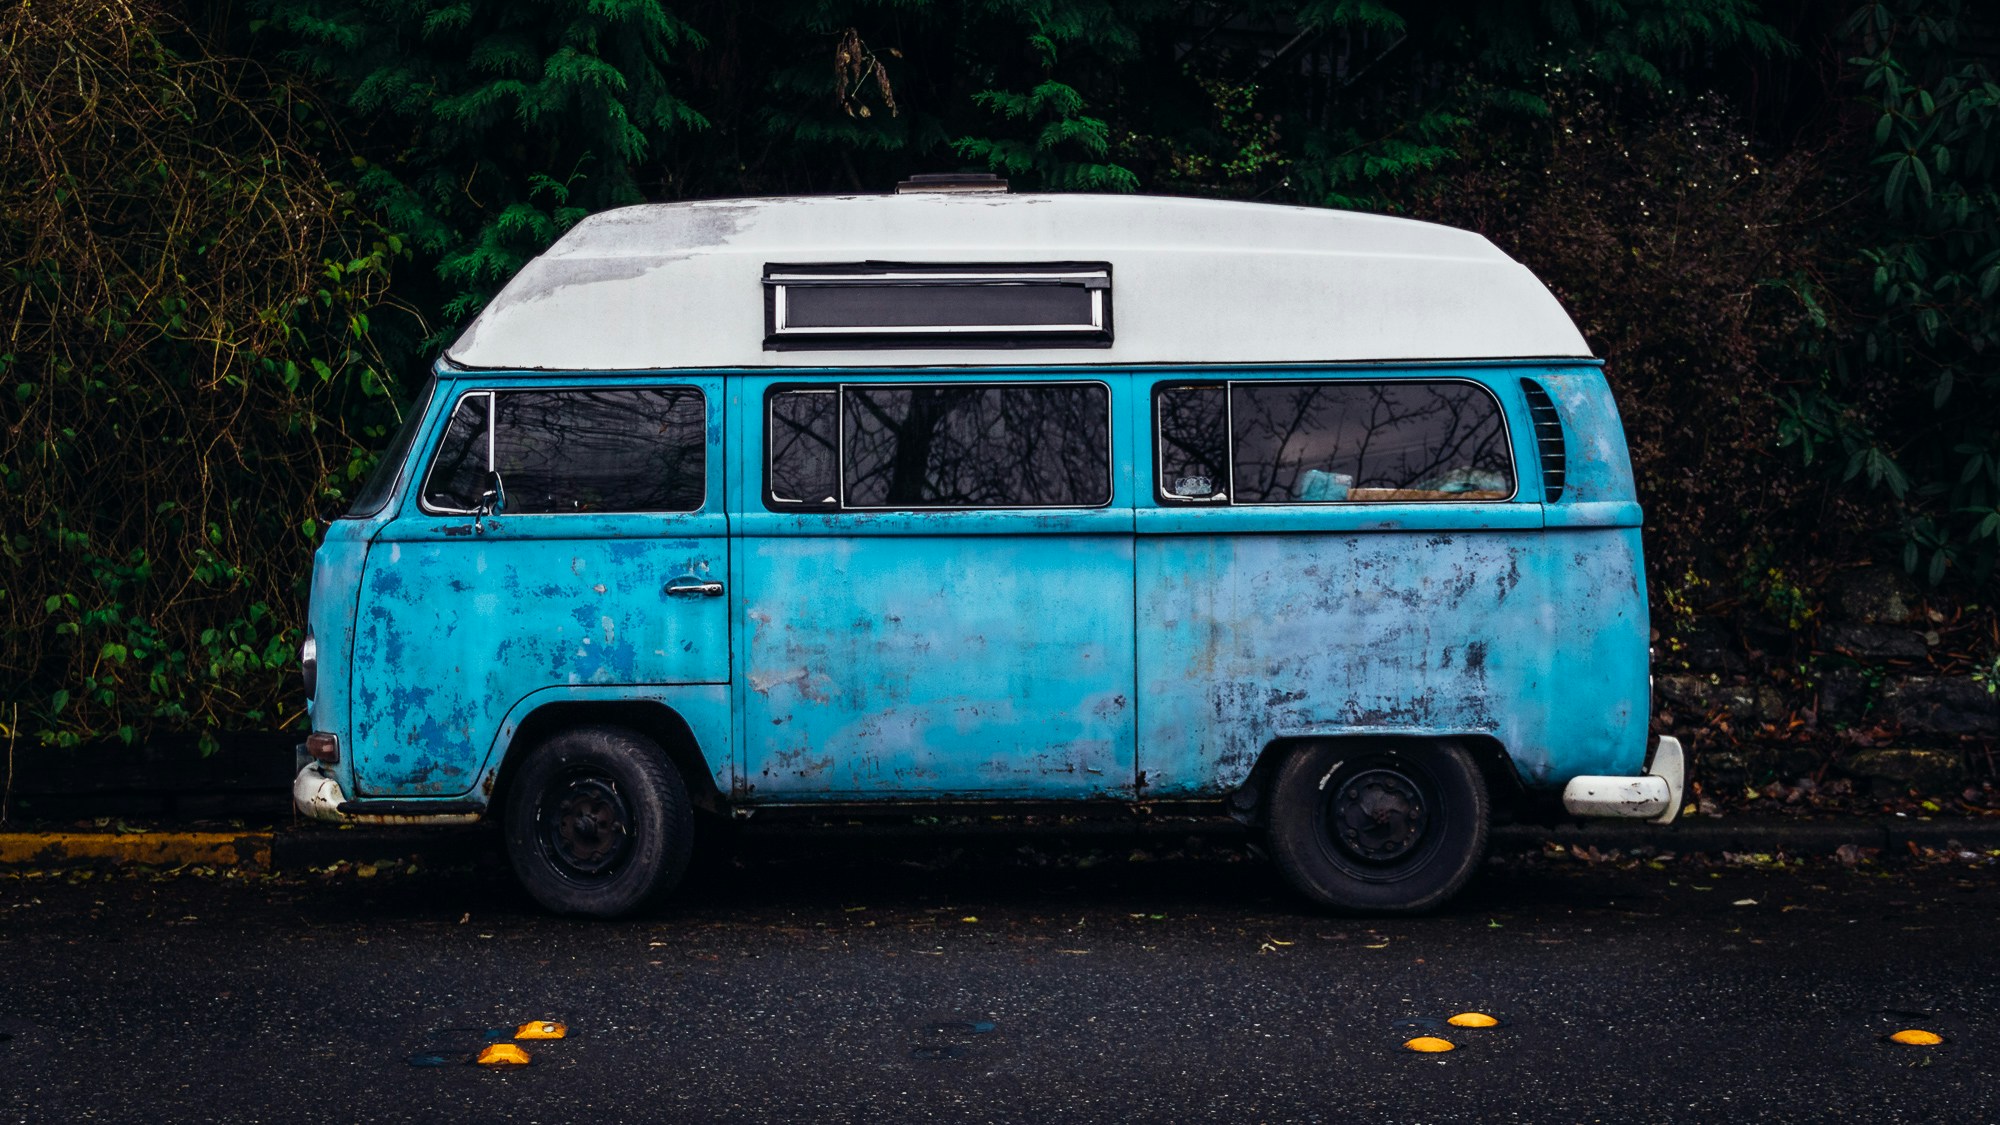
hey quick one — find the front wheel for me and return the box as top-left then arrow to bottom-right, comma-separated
1265,741 -> 1488,915
503,725 -> 693,918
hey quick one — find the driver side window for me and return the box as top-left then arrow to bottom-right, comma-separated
420,387 -> 707,514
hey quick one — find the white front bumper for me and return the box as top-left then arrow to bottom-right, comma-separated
291,762 -> 486,825
1560,736 -> 1685,824
292,762 -> 349,822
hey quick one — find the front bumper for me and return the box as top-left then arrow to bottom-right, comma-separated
293,762 -> 348,822
292,762 -> 484,826
1559,736 -> 1684,824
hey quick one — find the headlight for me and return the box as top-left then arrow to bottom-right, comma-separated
302,633 -> 318,700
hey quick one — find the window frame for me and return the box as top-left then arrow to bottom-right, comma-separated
415,385 -> 709,517
1151,376 -> 1520,507
763,384 -> 840,510
762,379 -> 1117,513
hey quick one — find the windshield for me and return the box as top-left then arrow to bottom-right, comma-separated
342,378 -> 436,519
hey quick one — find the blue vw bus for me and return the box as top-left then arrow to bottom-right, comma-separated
295,181 -> 1682,917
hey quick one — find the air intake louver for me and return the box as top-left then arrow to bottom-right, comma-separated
1520,379 -> 1566,503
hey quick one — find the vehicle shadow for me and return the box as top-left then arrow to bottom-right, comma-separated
275,820 -> 1640,927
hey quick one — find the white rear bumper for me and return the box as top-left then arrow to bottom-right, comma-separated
1560,736 -> 1684,824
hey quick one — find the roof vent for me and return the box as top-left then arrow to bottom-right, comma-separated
895,172 -> 1008,194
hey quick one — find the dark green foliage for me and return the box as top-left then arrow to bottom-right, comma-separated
1776,0 -> 1999,585
254,0 -> 1784,325
0,0 -> 397,750
259,0 -> 707,326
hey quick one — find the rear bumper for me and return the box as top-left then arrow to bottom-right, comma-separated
1560,736 -> 1684,824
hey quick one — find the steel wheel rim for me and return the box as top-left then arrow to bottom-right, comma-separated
1316,756 -> 1446,883
536,768 -> 634,882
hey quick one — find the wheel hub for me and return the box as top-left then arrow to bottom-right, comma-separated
1330,767 -> 1428,863
543,774 -> 631,876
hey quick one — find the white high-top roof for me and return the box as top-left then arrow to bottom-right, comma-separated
445,193 -> 1592,370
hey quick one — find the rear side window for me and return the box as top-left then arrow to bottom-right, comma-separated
421,388 -> 706,514
1155,380 -> 1514,504
766,382 -> 1111,510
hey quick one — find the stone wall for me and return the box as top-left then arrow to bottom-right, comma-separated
1652,567 -> 1997,800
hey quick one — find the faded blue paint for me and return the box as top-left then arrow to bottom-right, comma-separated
305,518 -> 375,799
731,371 -> 1138,800
478,683 -> 733,798
1135,364 -> 1648,796
739,529 -> 1135,799
343,372 -> 730,799
305,360 -> 1650,815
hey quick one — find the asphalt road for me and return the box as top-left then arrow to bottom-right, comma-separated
2,830 -> 1996,1124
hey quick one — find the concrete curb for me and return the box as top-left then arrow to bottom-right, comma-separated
2,817 -> 1996,874
1489,818 -> 2000,854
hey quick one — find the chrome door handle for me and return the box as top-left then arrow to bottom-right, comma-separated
664,578 -> 725,598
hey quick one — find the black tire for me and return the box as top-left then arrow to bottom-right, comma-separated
502,725 -> 694,918
1265,740 -> 1489,915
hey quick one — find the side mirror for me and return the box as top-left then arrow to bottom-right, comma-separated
474,470 -> 505,533
478,470 -> 507,516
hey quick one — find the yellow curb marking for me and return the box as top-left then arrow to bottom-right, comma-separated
0,832 -> 272,871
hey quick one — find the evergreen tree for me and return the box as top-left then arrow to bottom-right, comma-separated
259,0 -> 708,331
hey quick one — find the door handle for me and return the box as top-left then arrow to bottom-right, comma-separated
664,578 -> 725,598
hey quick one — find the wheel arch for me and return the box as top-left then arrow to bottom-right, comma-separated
1230,732 -> 1527,827
491,699 -> 727,820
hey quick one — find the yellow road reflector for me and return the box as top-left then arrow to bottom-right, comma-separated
1448,1012 -> 1500,1028
515,1021 -> 567,1040
476,1044 -> 532,1066
1889,1029 -> 1943,1046
1404,1036 -> 1455,1053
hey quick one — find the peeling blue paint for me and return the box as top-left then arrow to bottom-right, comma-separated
309,361 -> 1649,814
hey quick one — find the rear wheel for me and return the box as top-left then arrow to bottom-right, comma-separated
1265,741 -> 1488,914
503,725 -> 693,918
